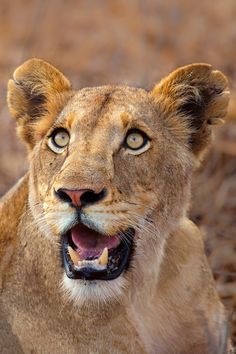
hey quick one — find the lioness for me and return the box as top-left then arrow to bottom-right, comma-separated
0,59 -> 230,354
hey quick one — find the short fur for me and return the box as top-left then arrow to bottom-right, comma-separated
0,59 -> 231,353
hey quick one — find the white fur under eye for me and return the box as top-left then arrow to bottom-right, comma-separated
126,140 -> 151,155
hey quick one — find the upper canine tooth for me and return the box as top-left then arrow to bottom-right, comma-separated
68,246 -> 81,264
99,247 -> 108,266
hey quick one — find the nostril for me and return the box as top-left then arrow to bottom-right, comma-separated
80,188 -> 107,206
55,187 -> 107,207
55,189 -> 72,203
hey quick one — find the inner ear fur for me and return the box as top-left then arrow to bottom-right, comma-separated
7,58 -> 73,148
151,63 -> 230,157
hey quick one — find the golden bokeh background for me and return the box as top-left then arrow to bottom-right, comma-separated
0,0 -> 235,345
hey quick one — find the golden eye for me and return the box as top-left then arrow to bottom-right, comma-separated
47,129 -> 70,153
126,132 -> 144,149
125,129 -> 150,155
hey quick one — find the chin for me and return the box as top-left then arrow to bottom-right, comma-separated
62,273 -> 128,307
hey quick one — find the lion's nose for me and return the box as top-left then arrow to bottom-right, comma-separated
55,188 -> 107,208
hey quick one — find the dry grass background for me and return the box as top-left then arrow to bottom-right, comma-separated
0,0 -> 235,347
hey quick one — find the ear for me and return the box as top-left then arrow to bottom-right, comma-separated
7,58 -> 73,149
151,64 -> 230,157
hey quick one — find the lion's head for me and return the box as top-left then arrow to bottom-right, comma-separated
7,59 -> 229,304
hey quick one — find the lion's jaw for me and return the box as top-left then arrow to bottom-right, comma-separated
29,174 -> 173,306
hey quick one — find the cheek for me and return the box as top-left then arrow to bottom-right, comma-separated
113,146 -> 191,219
30,145 -> 67,198
113,149 -> 161,195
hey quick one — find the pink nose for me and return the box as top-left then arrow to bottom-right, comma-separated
56,188 -> 107,207
63,189 -> 91,207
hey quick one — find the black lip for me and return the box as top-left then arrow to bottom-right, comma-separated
62,227 -> 135,281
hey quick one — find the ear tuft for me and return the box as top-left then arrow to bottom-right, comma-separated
7,58 -> 72,148
151,64 -> 230,157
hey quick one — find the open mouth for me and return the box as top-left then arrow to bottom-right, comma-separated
62,223 -> 135,281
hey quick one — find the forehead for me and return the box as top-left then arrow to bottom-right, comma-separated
58,85 -> 156,132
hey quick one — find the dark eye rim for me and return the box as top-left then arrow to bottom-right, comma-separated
124,128 -> 150,151
49,128 -> 70,148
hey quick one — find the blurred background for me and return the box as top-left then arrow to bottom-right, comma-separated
0,0 -> 235,345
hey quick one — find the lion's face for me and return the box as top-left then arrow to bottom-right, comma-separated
28,87 -> 192,302
7,59 -> 229,304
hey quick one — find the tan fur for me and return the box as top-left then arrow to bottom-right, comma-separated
0,59 -> 231,353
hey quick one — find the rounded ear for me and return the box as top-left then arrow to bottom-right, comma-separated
151,63 -> 230,157
7,58 -> 73,148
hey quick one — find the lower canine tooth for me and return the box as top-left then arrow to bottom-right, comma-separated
99,247 -> 108,266
68,246 -> 81,264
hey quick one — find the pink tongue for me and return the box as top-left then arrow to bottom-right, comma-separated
71,223 -> 120,259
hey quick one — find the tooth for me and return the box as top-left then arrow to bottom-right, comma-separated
68,246 -> 81,264
99,247 -> 108,266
